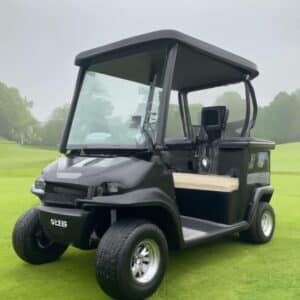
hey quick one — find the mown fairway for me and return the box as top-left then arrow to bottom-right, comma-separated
0,139 -> 299,300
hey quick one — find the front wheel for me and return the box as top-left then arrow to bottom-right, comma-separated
240,202 -> 275,243
12,207 -> 68,264
96,219 -> 168,300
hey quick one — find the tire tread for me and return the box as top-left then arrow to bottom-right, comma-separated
12,207 -> 68,264
96,219 -> 167,300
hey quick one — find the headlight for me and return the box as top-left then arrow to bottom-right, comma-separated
106,182 -> 120,194
31,178 -> 46,195
96,182 -> 122,196
201,157 -> 210,171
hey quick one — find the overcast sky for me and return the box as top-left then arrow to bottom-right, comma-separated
0,0 -> 299,121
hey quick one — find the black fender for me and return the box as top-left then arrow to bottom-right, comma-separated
247,185 -> 274,225
76,188 -> 184,249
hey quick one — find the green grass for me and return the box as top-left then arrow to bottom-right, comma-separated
0,141 -> 299,299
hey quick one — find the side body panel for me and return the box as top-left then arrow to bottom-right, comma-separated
217,138 -> 275,222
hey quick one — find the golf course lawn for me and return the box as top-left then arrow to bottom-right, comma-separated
0,140 -> 299,300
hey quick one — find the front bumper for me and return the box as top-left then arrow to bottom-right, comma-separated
37,205 -> 94,249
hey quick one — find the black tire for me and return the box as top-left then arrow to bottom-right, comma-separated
240,202 -> 275,243
96,219 -> 168,300
12,207 -> 68,264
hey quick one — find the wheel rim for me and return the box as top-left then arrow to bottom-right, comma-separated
261,210 -> 273,237
35,228 -> 53,249
130,239 -> 160,284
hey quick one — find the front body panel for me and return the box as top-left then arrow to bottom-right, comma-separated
37,155 -> 175,208
38,206 -> 94,249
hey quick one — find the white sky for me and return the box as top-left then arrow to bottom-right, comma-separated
0,0 -> 299,120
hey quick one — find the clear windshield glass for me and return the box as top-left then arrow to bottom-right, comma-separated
67,50 -> 166,149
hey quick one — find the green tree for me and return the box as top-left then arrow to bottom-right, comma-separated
189,103 -> 202,124
41,103 -> 70,147
214,91 -> 245,122
165,104 -> 184,138
0,81 -> 38,144
253,91 -> 300,143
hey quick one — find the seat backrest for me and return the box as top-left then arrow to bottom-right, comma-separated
201,106 -> 229,142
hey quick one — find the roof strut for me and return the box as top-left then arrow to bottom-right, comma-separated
241,77 -> 251,137
156,43 -> 178,147
247,80 -> 258,130
240,77 -> 258,137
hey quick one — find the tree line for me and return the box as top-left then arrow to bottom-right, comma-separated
0,81 -> 69,147
0,80 -> 300,148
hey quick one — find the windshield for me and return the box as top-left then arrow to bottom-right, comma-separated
67,49 -> 166,149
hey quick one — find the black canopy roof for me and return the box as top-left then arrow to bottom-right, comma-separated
75,30 -> 258,91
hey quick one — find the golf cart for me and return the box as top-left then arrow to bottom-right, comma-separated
13,30 -> 275,300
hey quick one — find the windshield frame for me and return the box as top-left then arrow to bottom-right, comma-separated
60,43 -> 178,153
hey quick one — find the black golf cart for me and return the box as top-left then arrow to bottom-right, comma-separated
13,30 -> 275,300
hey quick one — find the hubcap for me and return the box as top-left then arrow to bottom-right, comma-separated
35,228 -> 53,249
130,239 -> 160,284
261,211 -> 273,237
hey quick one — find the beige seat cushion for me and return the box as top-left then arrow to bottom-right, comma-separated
172,172 -> 239,193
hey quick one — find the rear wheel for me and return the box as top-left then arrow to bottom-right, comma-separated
95,219 -> 168,300
240,202 -> 275,243
12,207 -> 68,264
